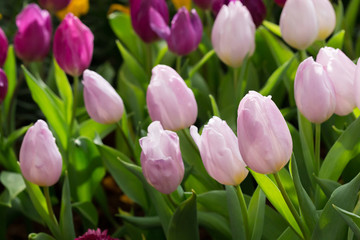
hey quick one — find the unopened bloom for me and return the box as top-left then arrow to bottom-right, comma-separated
20,120 -> 62,186
190,116 -> 248,185
14,4 -> 52,62
212,1 -> 256,67
53,13 -> 93,76
147,65 -> 197,131
355,59 -> 360,109
237,91 -> 292,174
130,0 -> 169,43
0,27 -> 8,67
140,121 -> 184,194
75,228 -> 119,240
38,0 -> 71,12
150,7 -> 203,55
316,47 -> 356,116
294,57 -> 336,123
0,69 -> 8,103
312,0 -> 336,41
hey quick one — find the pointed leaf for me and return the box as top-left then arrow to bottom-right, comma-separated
248,187 -> 266,240
72,201 -> 98,227
225,185 -> 246,240
333,204 -> 360,238
59,174 -> 75,239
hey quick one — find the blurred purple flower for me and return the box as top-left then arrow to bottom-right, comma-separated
75,228 -> 119,240
38,0 -> 71,12
0,27 -> 8,67
0,69 -> 8,103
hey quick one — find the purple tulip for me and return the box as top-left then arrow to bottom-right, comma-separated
14,4 -> 52,62
150,7 -> 203,55
147,65 -> 198,131
75,228 -> 119,240
130,0 -> 169,43
275,0 -> 286,7
190,116 -> 248,185
194,0 -> 214,10
0,69 -> 8,103
38,0 -> 71,12
139,121 -> 184,194
294,57 -> 336,123
20,120 -> 63,186
53,13 -> 94,77
316,47 -> 356,116
0,28 -> 8,67
83,70 -> 124,124
237,91 -> 293,174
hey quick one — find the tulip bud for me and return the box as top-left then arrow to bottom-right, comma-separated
38,0 -> 71,12
312,0 -> 336,41
53,13 -> 93,76
0,69 -> 8,103
237,91 -> 293,174
150,7 -> 203,55
0,28 -> 8,68
194,0 -> 214,9
316,47 -> 356,116
130,0 -> 169,43
355,59 -> 360,109
139,121 -> 184,194
147,65 -> 197,131
280,0 -> 318,50
190,117 -> 248,185
294,57 -> 336,123
14,4 -> 52,62
20,120 -> 63,186
212,1 -> 256,68
274,0 -> 286,7
83,70 -> 124,124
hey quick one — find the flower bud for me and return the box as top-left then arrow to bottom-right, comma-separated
190,117 -> 248,185
316,47 -> 356,116
280,0 -> 318,50
147,65 -> 197,131
312,0 -> 336,41
38,0 -> 71,12
20,120 -> 63,186
150,7 -> 203,55
194,0 -> 214,9
294,57 -> 336,123
0,69 -> 8,103
0,28 -> 8,67
130,0 -> 169,43
355,59 -> 360,109
83,70 -> 124,124
14,4 -> 52,62
53,13 -> 93,76
139,121 -> 184,194
237,91 -> 293,174
212,1 -> 256,68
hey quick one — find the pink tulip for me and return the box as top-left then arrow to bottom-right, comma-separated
0,69 -> 8,103
354,59 -> 360,109
313,0 -> 336,41
190,116 -> 248,185
0,27 -> 8,67
83,70 -> 124,124
237,91 -> 292,174
139,121 -> 184,194
38,0 -> 71,12
20,120 -> 62,186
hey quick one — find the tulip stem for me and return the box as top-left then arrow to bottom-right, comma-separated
116,121 -> 136,160
176,56 -> 182,73
233,67 -> 238,91
181,129 -> 199,153
236,185 -> 250,240
273,172 -> 310,240
314,124 -> 321,174
146,44 -> 153,74
44,187 -> 58,226
70,76 -> 79,137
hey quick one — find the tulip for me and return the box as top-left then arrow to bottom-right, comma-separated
0,69 -> 8,103
316,47 -> 356,116
280,0 -> 318,50
274,0 -> 286,7
38,0 -> 71,12
14,4 -> 52,62
150,7 -> 203,55
20,120 -> 63,186
312,0 -> 336,41
53,13 -> 93,76
355,59 -> 360,109
194,0 -> 214,10
83,70 -> 124,124
212,1 -> 255,67
0,28 -> 8,67
237,91 -> 293,174
294,57 -> 336,123
139,121 -> 184,194
147,65 -> 197,131
130,0 -> 169,43
190,116 -> 248,185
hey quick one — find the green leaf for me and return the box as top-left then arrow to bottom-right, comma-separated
327,30 -> 345,49
188,49 -> 216,79
262,20 -> 281,37
79,119 -> 116,140
118,214 -> 161,229
4,124 -> 31,149
28,233 -> 56,240
344,0 -> 360,37
3,45 -> 17,122
333,204 -> 360,238
168,192 -> 199,240
313,175 -> 341,199
72,202 -> 98,227
225,185 -> 246,240
0,171 -> 25,207
248,187 -> 266,240
197,190 -> 228,219
198,211 -> 232,240
59,174 -> 75,240
312,173 -> 360,239
277,227 -> 301,240
209,94 -> 220,117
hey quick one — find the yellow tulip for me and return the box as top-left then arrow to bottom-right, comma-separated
56,0 -> 89,20
171,0 -> 191,10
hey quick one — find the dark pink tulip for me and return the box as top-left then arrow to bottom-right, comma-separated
0,69 -> 8,103
194,0 -> 214,9
38,0 -> 71,12
14,4 -> 52,62
151,7 -> 203,55
53,13 -> 94,76
0,28 -> 8,67
130,0 -> 169,43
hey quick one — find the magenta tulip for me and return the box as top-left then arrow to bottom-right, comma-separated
139,121 -> 184,194
0,27 -> 8,67
0,69 -> 8,103
53,13 -> 94,76
38,0 -> 71,12
14,4 -> 52,62
20,120 -> 62,186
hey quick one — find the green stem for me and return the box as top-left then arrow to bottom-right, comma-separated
0,106 -> 3,145
146,44 -> 153,74
176,56 -> 182,73
181,128 -> 198,153
273,172 -> 310,240
69,76 -> 79,136
236,185 -> 250,240
233,67 -> 238,91
299,50 -> 307,62
314,124 -> 321,174
116,121 -> 136,160
44,187 -> 58,226
188,50 -> 215,79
